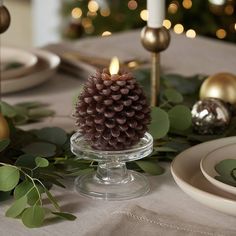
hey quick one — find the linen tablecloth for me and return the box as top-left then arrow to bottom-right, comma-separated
1,30 -> 236,236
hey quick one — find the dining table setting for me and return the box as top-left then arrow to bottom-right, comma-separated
1,1 -> 236,236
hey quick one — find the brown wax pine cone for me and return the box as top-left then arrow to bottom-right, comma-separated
75,69 -> 151,151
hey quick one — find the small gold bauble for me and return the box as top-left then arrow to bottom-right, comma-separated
141,26 -> 171,53
0,113 -> 10,139
0,5 -> 11,34
200,72 -> 236,105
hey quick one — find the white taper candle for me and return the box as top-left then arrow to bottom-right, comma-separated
147,0 -> 165,28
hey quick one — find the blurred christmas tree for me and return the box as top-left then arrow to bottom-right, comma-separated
61,0 -> 236,42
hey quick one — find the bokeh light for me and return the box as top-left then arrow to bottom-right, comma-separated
174,24 -> 184,34
82,18 -> 92,28
163,19 -> 171,29
100,8 -> 110,17
224,5 -> 234,15
88,0 -> 99,13
140,9 -> 148,21
182,0 -> 192,9
168,2 -> 178,14
71,8 -> 82,19
102,31 -> 112,36
208,0 -> 225,5
186,29 -> 196,38
216,28 -> 227,39
128,0 -> 138,10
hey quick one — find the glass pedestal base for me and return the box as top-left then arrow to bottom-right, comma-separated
71,132 -> 153,201
75,170 -> 150,200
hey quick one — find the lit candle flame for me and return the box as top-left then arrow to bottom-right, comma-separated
109,57 -> 119,75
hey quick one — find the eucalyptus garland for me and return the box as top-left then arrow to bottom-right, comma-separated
1,72 -> 236,228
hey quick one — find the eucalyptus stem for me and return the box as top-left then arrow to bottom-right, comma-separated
0,162 -> 43,206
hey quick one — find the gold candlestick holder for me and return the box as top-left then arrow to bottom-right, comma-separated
141,26 -> 170,106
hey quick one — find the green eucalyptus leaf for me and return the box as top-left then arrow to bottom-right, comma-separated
27,185 -> 44,206
168,105 -> 192,131
22,142 -> 57,157
163,88 -> 183,104
135,160 -> 165,175
5,195 -> 28,218
232,168 -> 236,181
44,188 -> 60,211
0,101 -> 17,118
12,115 -> 29,125
15,154 -> 37,169
0,166 -> 20,191
15,101 -> 46,109
149,107 -> 170,139
165,141 -> 191,152
154,146 -> 178,153
52,212 -> 76,221
35,157 -> 49,168
22,205 -> 45,228
35,127 -> 67,145
14,181 -> 34,200
162,74 -> 203,95
13,180 -> 44,205
65,168 -> 94,177
0,139 -> 10,152
28,108 -> 55,119
215,176 -> 236,187
215,159 -> 236,182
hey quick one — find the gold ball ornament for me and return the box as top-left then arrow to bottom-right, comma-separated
0,113 -> 10,139
0,5 -> 11,34
141,26 -> 171,53
200,73 -> 236,105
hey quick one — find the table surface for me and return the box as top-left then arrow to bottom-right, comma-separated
1,30 -> 236,236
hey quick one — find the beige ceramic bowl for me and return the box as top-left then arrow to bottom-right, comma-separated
200,143 -> 236,195
1,47 -> 38,80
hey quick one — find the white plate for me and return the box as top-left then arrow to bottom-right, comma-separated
1,47 -> 38,80
200,143 -> 236,195
171,137 -> 236,216
1,49 -> 60,94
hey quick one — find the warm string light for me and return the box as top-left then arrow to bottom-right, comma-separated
140,9 -> 148,21
102,31 -> 112,36
224,5 -> 234,15
168,1 -> 179,14
100,8 -> 110,17
208,0 -> 225,5
186,29 -> 196,38
71,8 -> 82,19
174,23 -> 184,34
128,0 -> 138,10
216,28 -> 227,39
182,0 -> 192,9
163,19 -> 171,29
88,0 -> 99,13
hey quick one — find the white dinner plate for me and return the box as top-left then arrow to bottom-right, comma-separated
1,49 -> 60,94
200,143 -> 236,195
171,136 -> 236,216
1,47 -> 38,80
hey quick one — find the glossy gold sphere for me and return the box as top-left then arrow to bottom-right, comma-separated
0,113 -> 10,139
0,5 -> 11,34
200,72 -> 236,105
141,26 -> 171,53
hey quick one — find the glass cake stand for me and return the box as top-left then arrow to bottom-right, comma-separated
70,132 -> 153,201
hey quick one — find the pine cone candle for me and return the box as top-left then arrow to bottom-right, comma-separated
75,68 -> 151,151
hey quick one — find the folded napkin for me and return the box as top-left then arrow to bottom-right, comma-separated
44,43 -> 97,78
85,205 -> 235,236
44,32 -> 149,78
